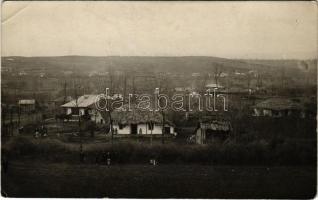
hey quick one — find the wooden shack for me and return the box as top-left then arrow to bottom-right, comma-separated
195,120 -> 232,144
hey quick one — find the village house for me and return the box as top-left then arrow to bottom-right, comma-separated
111,105 -> 176,136
220,72 -> 228,78
194,120 -> 232,144
61,94 -> 106,124
174,87 -> 192,93
53,96 -> 73,107
204,79 -> 225,90
205,83 -> 224,89
252,97 -> 305,118
18,99 -> 36,113
50,96 -> 73,113
234,71 -> 246,76
18,71 -> 27,76
191,72 -> 200,77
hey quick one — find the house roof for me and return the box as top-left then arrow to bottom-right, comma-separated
111,104 -> 174,126
53,96 -> 73,103
254,97 -> 304,111
61,95 -> 99,108
205,83 -> 224,88
200,120 -> 232,132
225,87 -> 249,93
18,99 -> 35,105
61,94 -> 119,108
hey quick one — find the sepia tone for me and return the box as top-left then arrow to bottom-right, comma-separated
1,1 -> 317,198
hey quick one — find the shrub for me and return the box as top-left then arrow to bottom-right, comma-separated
2,136 -> 316,166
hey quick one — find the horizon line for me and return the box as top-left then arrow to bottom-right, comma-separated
2,55 -> 317,61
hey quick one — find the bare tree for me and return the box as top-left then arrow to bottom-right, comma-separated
256,73 -> 263,90
9,105 -> 14,136
101,61 -> 116,147
72,79 -> 83,153
299,61 -> 311,95
246,72 -> 253,92
200,73 -> 209,94
213,63 -> 223,87
123,71 -> 127,103
156,72 -> 173,144
280,66 -> 286,90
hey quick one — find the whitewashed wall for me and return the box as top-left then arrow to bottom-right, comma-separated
113,125 -> 130,134
112,123 -> 175,135
79,108 -> 85,116
89,111 -> 105,124
263,109 -> 272,116
66,108 -> 72,115
196,128 -> 205,144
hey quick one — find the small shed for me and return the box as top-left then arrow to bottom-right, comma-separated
18,99 -> 36,113
195,120 -> 232,144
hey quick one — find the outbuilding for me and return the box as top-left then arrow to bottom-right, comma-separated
194,120 -> 231,144
18,99 -> 36,113
252,97 -> 305,118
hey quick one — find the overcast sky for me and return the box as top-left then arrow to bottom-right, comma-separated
2,1 -> 317,59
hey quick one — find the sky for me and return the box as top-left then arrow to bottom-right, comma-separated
1,1 -> 317,59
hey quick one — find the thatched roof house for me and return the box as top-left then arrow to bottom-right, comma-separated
110,105 -> 175,135
253,97 -> 305,118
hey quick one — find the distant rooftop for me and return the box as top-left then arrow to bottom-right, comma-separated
61,95 -> 99,108
200,120 -> 232,132
61,94 -> 115,108
254,97 -> 303,111
18,99 -> 35,105
111,104 -> 174,126
53,96 -> 73,103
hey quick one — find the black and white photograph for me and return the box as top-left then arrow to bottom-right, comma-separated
1,1 -> 317,198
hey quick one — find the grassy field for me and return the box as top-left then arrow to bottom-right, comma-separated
2,161 -> 316,198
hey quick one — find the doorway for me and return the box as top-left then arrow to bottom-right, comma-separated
130,124 -> 137,134
164,126 -> 170,134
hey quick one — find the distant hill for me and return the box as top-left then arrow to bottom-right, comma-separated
2,56 -> 316,77
242,59 -> 317,70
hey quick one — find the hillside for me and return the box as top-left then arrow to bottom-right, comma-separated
1,56 -> 316,78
